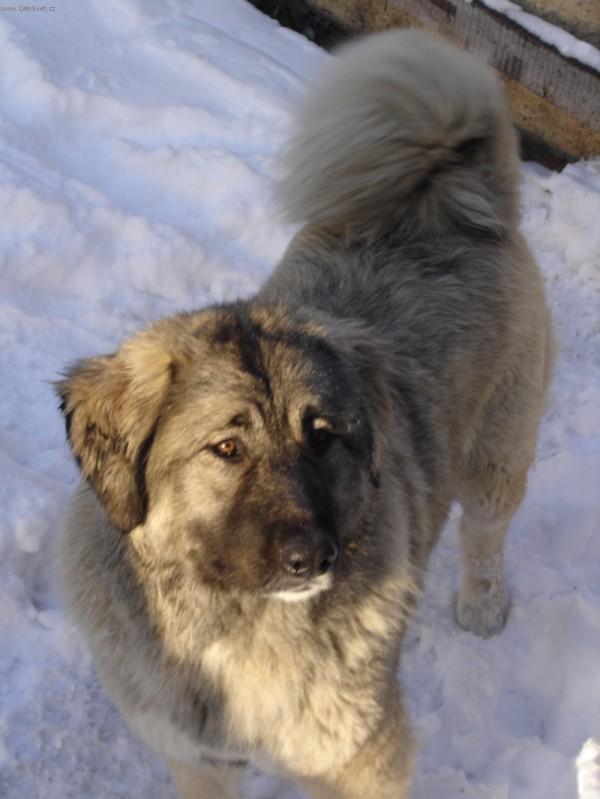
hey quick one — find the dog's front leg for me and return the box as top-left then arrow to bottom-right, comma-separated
167,758 -> 243,799
299,689 -> 414,799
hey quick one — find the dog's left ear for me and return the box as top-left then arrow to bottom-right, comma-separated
56,328 -> 176,532
344,334 -> 393,489
320,317 -> 393,488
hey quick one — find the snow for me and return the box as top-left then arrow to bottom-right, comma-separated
475,0 -> 600,72
0,2 -> 598,798
578,739 -> 600,799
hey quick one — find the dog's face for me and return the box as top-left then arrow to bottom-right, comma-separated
57,305 -> 390,600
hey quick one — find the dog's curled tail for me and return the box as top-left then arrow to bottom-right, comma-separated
278,30 -> 521,241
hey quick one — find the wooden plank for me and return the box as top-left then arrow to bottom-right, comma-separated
393,0 -> 600,129
504,76 -> 600,161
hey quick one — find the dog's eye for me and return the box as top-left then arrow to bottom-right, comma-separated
308,426 -> 336,456
212,438 -> 243,460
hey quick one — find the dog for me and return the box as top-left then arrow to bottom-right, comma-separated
56,29 -> 553,799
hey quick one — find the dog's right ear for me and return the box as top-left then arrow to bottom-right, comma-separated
55,328 -> 178,532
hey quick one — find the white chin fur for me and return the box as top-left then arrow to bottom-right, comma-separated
269,573 -> 333,603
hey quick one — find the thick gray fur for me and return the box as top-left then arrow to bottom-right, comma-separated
58,30 -> 553,799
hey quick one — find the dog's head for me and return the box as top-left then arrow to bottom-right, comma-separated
57,304 -> 392,600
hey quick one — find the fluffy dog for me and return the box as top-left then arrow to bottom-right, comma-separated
57,30 -> 553,799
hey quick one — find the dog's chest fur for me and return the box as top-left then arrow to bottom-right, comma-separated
124,579 -> 407,776
65,487 -> 414,776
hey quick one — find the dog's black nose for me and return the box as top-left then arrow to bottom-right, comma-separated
317,540 -> 338,575
280,536 -> 313,578
280,536 -> 338,579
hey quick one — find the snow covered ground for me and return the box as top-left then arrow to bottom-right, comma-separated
0,2 -> 598,797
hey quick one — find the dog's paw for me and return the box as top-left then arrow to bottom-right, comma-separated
455,587 -> 510,638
